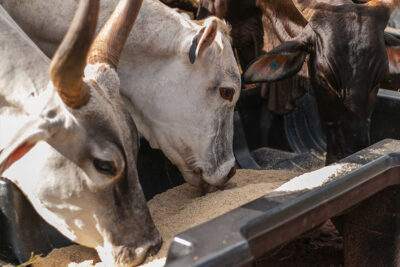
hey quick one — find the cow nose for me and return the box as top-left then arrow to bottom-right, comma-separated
98,235 -> 162,266
147,237 -> 163,257
226,167 -> 236,181
194,167 -> 203,175
129,236 -> 163,265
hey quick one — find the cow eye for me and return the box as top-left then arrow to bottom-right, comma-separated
93,158 -> 117,176
219,87 -> 235,102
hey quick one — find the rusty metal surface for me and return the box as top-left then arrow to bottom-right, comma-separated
165,139 -> 400,267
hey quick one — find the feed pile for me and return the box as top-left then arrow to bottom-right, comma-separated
32,169 -> 301,267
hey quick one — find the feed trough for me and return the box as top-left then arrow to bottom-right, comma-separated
1,89 -> 400,266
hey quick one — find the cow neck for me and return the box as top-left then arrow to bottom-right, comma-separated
127,0 -> 194,57
0,6 -> 49,110
0,6 -> 51,152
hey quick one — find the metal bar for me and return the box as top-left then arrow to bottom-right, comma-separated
165,139 -> 400,266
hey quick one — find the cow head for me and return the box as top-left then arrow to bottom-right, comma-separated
0,0 -> 162,265
244,0 -> 400,164
127,15 -> 240,190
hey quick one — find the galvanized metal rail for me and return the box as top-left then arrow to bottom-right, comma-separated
165,139 -> 400,266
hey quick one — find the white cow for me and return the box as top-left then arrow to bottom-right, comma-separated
0,0 -> 162,266
0,0 -> 241,190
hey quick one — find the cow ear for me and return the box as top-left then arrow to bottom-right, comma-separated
0,120 -> 55,175
243,40 -> 308,83
189,18 -> 221,64
381,32 -> 400,90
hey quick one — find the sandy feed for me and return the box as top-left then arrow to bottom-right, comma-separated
32,245 -> 101,267
31,169 -> 302,267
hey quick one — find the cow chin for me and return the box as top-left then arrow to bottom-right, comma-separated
182,171 -> 218,194
182,169 -> 209,188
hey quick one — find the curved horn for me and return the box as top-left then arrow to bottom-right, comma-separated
49,0 -> 99,108
292,0 -> 317,21
87,0 -> 143,69
365,0 -> 400,12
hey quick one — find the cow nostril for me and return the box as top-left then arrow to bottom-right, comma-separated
226,167 -> 236,180
147,238 -> 163,257
193,167 -> 203,175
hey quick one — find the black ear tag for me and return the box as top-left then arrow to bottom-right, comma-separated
189,37 -> 198,64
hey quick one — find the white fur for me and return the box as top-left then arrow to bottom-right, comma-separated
0,0 -> 241,186
0,5 -> 160,266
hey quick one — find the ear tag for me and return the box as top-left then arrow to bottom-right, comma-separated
189,37 -> 198,64
270,61 -> 279,70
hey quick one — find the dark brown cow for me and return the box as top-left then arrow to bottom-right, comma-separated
197,0 -> 400,164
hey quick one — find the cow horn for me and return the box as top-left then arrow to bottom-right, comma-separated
87,0 -> 143,69
365,0 -> 400,12
292,0 -> 317,21
49,0 -> 99,109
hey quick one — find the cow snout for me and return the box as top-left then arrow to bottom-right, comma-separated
194,167 -> 203,175
97,236 -> 162,267
147,239 -> 163,257
201,157 -> 236,186
132,235 -> 163,265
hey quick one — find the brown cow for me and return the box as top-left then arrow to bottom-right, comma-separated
197,0 -> 400,164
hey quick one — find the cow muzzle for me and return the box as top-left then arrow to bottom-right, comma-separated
96,236 -> 162,266
204,157 -> 236,185
183,165 -> 236,193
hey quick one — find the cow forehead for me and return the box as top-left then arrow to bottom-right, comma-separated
309,6 -> 389,67
85,65 -> 135,131
310,3 -> 389,30
85,100 -> 134,149
219,39 -> 241,87
306,6 -> 391,112
221,67 -> 241,87
69,82 -> 135,155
